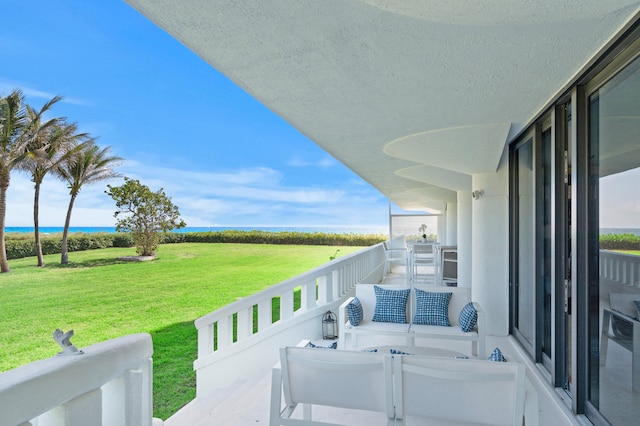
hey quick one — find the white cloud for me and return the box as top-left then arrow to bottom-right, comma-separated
6,172 -> 117,227
118,162 -> 346,204
0,79 -> 87,106
599,168 -> 640,228
4,160 -> 387,228
287,155 -> 337,168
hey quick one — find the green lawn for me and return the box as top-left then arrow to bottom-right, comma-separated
617,250 -> 640,256
0,242 -> 363,419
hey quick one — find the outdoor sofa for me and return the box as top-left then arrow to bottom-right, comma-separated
338,284 -> 486,358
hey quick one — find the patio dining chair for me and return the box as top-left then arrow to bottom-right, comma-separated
382,235 -> 408,277
270,346 -> 394,425
392,355 -> 528,425
411,242 -> 435,282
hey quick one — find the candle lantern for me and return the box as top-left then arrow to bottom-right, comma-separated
322,310 -> 338,340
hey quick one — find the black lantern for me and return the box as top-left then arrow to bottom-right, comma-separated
322,310 -> 338,340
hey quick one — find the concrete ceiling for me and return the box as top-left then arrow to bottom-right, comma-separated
126,0 -> 640,213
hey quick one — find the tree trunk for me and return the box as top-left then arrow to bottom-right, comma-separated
60,193 -> 76,265
34,182 -> 44,267
0,177 -> 11,273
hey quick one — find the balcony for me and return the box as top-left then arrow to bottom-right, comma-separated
162,246 -> 578,425
2,241 -> 603,426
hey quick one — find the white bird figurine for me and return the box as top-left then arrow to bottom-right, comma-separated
53,329 -> 83,355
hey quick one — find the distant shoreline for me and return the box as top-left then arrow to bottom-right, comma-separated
4,226 -> 388,235
4,226 -> 636,236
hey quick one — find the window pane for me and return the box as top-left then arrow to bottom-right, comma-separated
589,55 -> 640,425
517,139 -> 535,344
542,128 -> 552,359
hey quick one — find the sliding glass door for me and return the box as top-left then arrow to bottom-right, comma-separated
511,135 -> 536,356
586,53 -> 640,426
509,18 -> 640,424
511,117 -> 569,372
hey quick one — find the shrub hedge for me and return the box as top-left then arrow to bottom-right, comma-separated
6,231 -> 635,260
599,233 -> 640,250
4,230 -> 387,260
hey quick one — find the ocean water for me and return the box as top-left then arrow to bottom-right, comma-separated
5,226 -> 388,235
7,226 -> 635,236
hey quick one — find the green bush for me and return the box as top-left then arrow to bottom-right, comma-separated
6,240 -> 35,259
3,230 -> 387,260
600,233 -> 640,250
6,234 -> 129,260
10,230 -> 638,261
113,234 -> 135,247
161,230 -> 386,246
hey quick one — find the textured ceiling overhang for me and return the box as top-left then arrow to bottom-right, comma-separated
126,0 -> 640,213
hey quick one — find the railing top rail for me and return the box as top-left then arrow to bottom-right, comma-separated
0,333 -> 152,426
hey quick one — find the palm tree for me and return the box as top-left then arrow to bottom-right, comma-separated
20,119 -> 89,266
0,90 -> 60,272
55,142 -> 122,264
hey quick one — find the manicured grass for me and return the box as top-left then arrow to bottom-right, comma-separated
616,250 -> 640,256
0,243 -> 363,419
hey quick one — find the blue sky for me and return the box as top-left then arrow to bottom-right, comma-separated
0,2 -> 389,230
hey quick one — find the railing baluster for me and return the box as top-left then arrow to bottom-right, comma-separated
257,299 -> 272,331
301,279 -> 317,310
237,306 -> 252,340
124,369 -> 143,426
332,269 -> 340,299
317,275 -> 328,304
217,316 -> 233,348
198,325 -> 214,358
63,388 -> 102,425
102,376 -> 125,425
280,289 -> 294,321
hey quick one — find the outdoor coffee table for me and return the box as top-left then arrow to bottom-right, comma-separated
363,345 -> 468,359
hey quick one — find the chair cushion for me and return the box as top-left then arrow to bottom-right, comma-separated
372,285 -> 410,324
389,348 -> 412,355
488,347 -> 506,362
346,297 -> 364,326
413,289 -> 452,326
307,341 -> 337,349
459,302 -> 478,332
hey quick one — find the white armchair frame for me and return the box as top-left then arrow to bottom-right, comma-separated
270,346 -> 394,425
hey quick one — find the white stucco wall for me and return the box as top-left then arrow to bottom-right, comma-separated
445,202 -> 457,245
472,166 -> 510,336
457,191 -> 472,288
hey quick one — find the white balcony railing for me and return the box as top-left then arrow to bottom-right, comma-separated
193,243 -> 385,398
0,333 -> 159,426
599,250 -> 640,298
